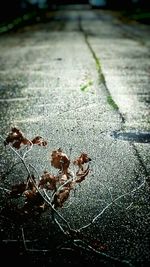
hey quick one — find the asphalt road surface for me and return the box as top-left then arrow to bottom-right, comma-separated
0,4 -> 150,267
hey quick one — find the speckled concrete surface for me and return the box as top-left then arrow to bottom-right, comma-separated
0,5 -> 149,267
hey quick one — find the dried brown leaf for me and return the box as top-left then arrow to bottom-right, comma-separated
4,128 -> 47,149
4,127 -> 30,149
75,165 -> 90,183
23,191 -> 45,213
39,171 -> 57,190
52,187 -> 71,208
24,188 -> 37,199
31,136 -> 47,146
73,153 -> 91,170
59,173 -> 68,184
9,182 -> 26,198
51,148 -> 70,173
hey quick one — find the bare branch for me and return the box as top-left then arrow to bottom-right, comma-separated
78,178 -> 146,231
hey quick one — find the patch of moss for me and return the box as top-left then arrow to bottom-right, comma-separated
107,95 -> 119,110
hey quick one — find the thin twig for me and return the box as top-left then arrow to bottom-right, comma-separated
0,186 -> 11,193
125,202 -> 134,210
0,134 -> 72,232
21,227 -> 49,252
21,227 -> 27,250
43,188 -> 72,230
54,217 -> 68,235
50,176 -> 74,203
78,178 -> 146,231
0,135 -> 31,177
22,140 -> 33,160
73,239 -> 133,266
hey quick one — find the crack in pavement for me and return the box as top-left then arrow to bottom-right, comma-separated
78,16 -> 125,125
78,16 -> 149,180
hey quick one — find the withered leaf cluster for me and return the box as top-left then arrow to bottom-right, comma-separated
40,148 -> 91,208
4,127 -> 47,149
8,175 -> 46,214
4,127 -> 91,215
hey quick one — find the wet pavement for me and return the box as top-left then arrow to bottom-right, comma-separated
0,4 -> 150,267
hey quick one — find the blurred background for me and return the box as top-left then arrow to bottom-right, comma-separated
0,0 -> 150,28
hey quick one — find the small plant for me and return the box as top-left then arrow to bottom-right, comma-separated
1,127 -> 91,216
80,80 -> 93,92
0,126 -> 145,266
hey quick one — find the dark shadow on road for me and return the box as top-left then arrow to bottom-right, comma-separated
111,131 -> 150,143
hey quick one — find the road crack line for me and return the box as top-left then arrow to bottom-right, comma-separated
78,16 -> 149,180
78,16 -> 125,124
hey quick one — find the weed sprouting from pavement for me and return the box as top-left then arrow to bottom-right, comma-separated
80,80 -> 93,92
